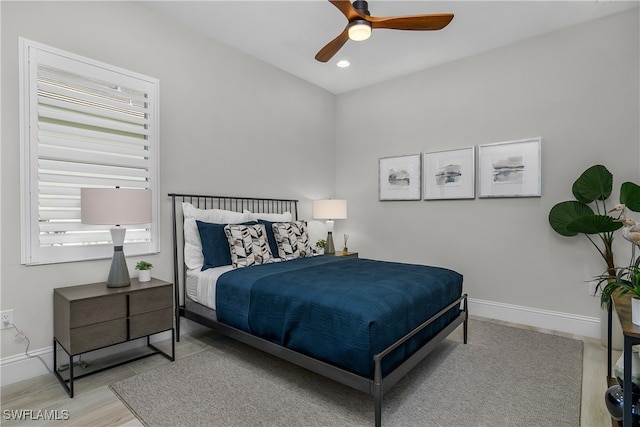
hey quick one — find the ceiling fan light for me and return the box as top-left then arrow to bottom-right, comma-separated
348,20 -> 371,42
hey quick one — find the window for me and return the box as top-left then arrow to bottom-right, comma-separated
19,38 -> 160,265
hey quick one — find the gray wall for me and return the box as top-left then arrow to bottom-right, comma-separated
334,10 -> 639,318
0,1 -> 335,358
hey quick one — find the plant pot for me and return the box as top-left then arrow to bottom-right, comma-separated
615,347 -> 640,396
605,384 -> 640,422
633,297 -> 640,326
138,270 -> 151,282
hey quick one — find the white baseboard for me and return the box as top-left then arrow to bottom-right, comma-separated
0,330 -> 173,388
1,301 -> 600,387
1,347 -> 53,387
468,297 -> 601,339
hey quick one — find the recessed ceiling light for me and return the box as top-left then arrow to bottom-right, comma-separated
336,60 -> 350,68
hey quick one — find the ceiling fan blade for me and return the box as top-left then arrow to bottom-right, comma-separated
329,0 -> 365,21
369,14 -> 454,31
315,27 -> 350,63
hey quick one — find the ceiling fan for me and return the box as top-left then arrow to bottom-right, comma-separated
315,0 -> 454,63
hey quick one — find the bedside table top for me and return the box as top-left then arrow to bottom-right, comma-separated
328,251 -> 358,257
54,277 -> 172,302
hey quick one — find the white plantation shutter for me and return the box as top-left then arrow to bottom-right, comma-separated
20,39 -> 160,265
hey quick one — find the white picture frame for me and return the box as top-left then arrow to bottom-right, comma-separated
478,137 -> 542,198
423,147 -> 475,200
379,154 -> 422,201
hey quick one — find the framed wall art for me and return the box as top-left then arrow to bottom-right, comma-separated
478,137 -> 542,198
379,154 -> 421,201
423,147 -> 475,200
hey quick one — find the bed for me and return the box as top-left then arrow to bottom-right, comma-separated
170,193 -> 468,426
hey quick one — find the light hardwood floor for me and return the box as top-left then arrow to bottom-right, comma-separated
0,317 -> 616,426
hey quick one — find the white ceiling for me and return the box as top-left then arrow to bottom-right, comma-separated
138,1 -> 639,94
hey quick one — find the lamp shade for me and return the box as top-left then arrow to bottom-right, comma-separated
313,199 -> 347,220
81,188 -> 152,225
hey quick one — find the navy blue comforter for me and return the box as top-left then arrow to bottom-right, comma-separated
216,256 -> 463,378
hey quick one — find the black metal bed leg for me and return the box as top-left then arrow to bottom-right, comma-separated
463,295 -> 468,344
175,314 -> 181,343
463,319 -> 468,344
175,311 -> 181,342
171,328 -> 176,358
373,358 -> 382,427
171,195 -> 181,343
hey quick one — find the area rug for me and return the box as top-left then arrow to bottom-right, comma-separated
110,320 -> 583,426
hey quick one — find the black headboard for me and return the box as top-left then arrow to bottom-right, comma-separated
168,193 -> 299,327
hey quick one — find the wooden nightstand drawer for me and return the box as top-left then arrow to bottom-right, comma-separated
130,307 -> 173,339
130,286 -> 172,315
69,319 -> 127,355
70,294 -> 126,328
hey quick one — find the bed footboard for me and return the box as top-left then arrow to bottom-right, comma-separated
183,293 -> 468,427
373,293 -> 468,426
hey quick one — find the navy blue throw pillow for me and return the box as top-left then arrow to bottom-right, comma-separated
196,220 -> 256,271
258,219 -> 279,258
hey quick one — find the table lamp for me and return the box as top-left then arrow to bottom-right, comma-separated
81,188 -> 152,287
313,199 -> 347,255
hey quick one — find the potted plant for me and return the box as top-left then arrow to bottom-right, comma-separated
549,166 -> 620,275
597,260 -> 640,325
549,165 -> 640,279
548,165 -> 640,344
135,261 -> 153,282
315,239 -> 326,255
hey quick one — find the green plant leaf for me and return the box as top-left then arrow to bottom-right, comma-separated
566,214 -> 623,234
621,181 -> 640,213
548,201 -> 594,236
571,165 -> 612,203
596,265 -> 640,306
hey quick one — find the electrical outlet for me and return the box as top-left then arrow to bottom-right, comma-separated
1,310 -> 14,329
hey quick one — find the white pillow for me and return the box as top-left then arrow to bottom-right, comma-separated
243,209 -> 292,222
183,203 -> 249,270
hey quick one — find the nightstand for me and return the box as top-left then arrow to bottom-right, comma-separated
328,251 -> 358,258
53,278 -> 174,397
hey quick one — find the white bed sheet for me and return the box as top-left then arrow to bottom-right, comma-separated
186,265 -> 233,310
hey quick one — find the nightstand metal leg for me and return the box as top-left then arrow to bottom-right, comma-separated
146,329 -> 175,362
52,339 -> 74,398
69,355 -> 74,398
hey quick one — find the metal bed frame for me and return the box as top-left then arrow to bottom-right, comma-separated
169,193 -> 468,427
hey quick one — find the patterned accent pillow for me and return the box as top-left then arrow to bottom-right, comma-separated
271,223 -> 301,260
224,224 -> 273,268
272,221 -> 313,260
293,221 -> 313,257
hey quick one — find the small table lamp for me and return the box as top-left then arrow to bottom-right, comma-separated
81,188 -> 152,287
313,199 -> 347,255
